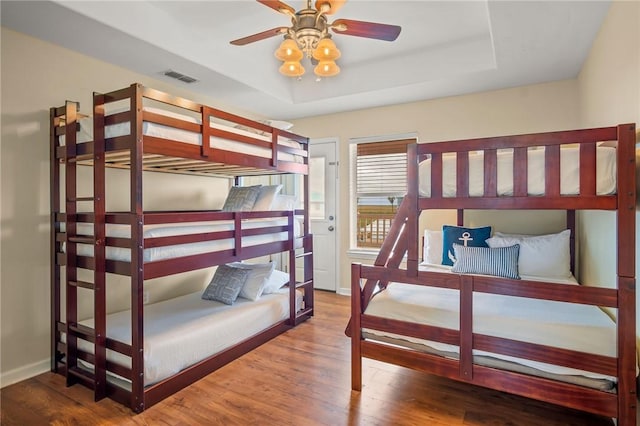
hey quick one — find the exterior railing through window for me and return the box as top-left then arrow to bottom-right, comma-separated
356,207 -> 396,248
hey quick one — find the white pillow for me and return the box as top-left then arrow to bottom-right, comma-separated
262,269 -> 290,294
421,229 -> 443,265
228,261 -> 275,301
252,185 -> 283,211
266,120 -> 293,131
486,229 -> 571,279
272,194 -> 297,211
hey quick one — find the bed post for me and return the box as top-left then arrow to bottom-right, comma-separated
406,144 -> 419,276
92,92 -> 107,401
615,123 -> 637,426
567,210 -> 576,276
129,83 -> 145,413
351,263 -> 363,391
50,106 -> 61,373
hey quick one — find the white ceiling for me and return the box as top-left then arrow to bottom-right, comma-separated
1,0 -> 611,119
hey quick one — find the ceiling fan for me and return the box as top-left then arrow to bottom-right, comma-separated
230,0 -> 402,78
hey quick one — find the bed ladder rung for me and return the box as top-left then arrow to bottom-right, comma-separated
67,196 -> 95,202
68,280 -> 95,290
67,366 -> 96,389
295,251 -> 313,259
67,236 -> 95,244
68,323 -> 95,342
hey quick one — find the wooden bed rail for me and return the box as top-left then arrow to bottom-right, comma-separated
53,83 -> 309,177
351,263 -> 625,419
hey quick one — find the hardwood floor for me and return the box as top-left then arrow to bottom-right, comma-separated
1,291 -> 622,425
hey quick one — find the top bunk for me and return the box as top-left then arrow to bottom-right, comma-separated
408,124 -> 636,211
51,83 -> 309,177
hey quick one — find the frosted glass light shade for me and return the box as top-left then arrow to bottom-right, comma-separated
314,60 -> 340,77
275,38 -> 303,62
315,0 -> 346,14
312,38 -> 341,61
280,61 -> 305,77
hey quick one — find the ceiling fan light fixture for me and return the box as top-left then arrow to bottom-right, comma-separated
315,0 -> 346,15
275,38 -> 303,61
314,60 -> 340,77
312,37 -> 341,61
280,60 -> 306,77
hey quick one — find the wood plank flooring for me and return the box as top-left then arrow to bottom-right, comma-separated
1,291 -> 622,425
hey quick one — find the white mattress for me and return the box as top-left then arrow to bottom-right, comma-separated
76,289 -> 302,386
364,265 -> 619,381
62,106 -> 304,163
418,146 -> 617,197
69,218 -> 303,262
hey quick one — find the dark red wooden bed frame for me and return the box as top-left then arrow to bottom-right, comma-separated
50,83 -> 314,412
348,124 -> 637,425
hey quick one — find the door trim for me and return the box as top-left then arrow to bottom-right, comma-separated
310,137 -> 338,292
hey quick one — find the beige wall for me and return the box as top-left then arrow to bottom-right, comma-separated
293,79 -> 581,294
576,1 -> 640,345
2,0 -> 638,389
0,27 -> 255,385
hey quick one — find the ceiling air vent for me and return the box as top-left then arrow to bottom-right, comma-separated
162,70 -> 198,84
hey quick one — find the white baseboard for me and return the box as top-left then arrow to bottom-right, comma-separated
1,358 -> 50,388
336,288 -> 351,297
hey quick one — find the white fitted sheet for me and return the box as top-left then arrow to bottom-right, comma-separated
364,265 -> 619,381
63,107 -> 304,163
418,146 -> 617,197
70,218 -> 303,262
76,289 -> 302,386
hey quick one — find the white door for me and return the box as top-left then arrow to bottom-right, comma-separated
308,139 -> 338,291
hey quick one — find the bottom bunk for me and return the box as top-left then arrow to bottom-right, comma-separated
56,266 -> 309,411
349,264 -> 638,425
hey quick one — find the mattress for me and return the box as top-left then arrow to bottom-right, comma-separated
61,106 -> 304,163
74,289 -> 302,386
67,218 -> 303,262
418,145 -> 617,197
364,265 -> 620,382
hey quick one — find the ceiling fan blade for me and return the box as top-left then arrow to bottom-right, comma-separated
315,0 -> 346,15
257,0 -> 296,15
230,27 -> 288,46
331,19 -> 401,41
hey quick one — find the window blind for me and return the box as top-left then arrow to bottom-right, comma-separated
356,139 -> 414,197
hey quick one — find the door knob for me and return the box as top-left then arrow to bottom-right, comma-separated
328,226 -> 335,232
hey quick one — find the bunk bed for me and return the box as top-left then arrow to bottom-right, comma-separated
50,83 -> 314,412
348,124 -> 637,425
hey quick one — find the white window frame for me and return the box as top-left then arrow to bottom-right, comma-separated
347,132 -> 418,257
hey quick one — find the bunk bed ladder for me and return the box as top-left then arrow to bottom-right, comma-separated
62,97 -> 107,401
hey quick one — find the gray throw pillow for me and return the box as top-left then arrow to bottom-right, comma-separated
202,265 -> 250,305
222,186 -> 262,212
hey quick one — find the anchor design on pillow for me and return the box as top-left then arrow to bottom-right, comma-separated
448,231 -> 473,264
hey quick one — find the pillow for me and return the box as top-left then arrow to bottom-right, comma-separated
222,185 -> 262,212
228,261 -> 276,301
272,194 -> 297,211
442,225 -> 492,266
252,185 -> 283,211
265,120 -> 293,131
421,229 -> 443,265
201,265 -> 249,305
486,229 -> 571,278
262,269 -> 290,294
452,244 -> 520,280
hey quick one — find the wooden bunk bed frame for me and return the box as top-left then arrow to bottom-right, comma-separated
50,83 -> 314,412
349,124 -> 637,425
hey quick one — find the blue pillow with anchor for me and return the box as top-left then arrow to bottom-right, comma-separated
441,225 -> 492,266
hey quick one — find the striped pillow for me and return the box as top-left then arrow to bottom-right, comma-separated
451,244 -> 520,280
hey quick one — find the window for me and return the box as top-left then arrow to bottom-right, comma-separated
352,137 -> 415,249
